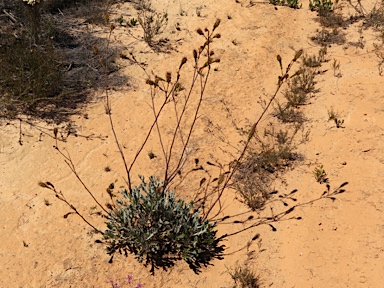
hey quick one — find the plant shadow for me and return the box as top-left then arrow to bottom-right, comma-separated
0,0 -> 128,123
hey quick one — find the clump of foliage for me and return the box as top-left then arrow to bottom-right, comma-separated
328,107 -> 344,128
269,0 -> 302,9
130,0 -> 168,47
309,0 -> 334,15
103,176 -> 223,271
229,264 -> 261,288
313,165 -> 327,183
310,28 -> 346,46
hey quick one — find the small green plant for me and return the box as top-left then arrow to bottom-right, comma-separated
117,15 -> 124,25
309,0 -> 334,14
127,18 -> 138,27
313,165 -> 327,183
328,108 -> 344,128
229,264 -> 261,288
269,0 -> 302,9
103,176 -> 222,272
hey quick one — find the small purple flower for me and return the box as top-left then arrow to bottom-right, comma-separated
109,280 -> 114,284
126,274 -> 133,284
134,283 -> 142,288
115,283 -> 120,288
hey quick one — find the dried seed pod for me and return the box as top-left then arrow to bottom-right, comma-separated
166,72 -> 171,83
193,49 -> 198,60
213,19 -> 221,30
294,49 -> 303,61
179,57 -> 187,69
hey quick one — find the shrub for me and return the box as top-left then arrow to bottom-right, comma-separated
134,0 -> 168,47
311,28 -> 346,46
103,176 -> 222,271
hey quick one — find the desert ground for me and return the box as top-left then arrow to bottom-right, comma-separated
0,0 -> 384,287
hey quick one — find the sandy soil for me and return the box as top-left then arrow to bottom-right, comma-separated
1,0 -> 384,287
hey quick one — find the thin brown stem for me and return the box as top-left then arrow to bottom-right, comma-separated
55,147 -> 109,214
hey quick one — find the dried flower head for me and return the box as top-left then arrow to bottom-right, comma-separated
179,57 -> 187,69
294,49 -> 303,61
193,49 -> 198,60
166,72 -> 171,83
213,19 -> 221,30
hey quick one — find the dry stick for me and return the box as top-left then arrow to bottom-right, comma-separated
57,191 -> 104,234
204,51 -> 303,221
16,117 -> 105,142
42,183 -> 104,234
220,182 -> 347,238
55,147 -> 109,214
